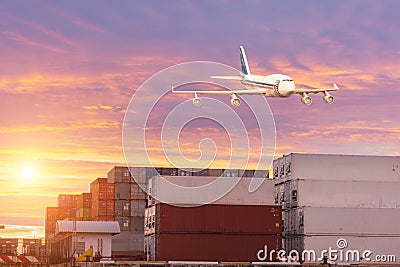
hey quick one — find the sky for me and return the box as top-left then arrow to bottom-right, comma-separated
1,1 -> 400,238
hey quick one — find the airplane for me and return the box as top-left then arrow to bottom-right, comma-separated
172,46 -> 339,106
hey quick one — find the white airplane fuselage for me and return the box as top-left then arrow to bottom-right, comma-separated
172,46 -> 338,106
241,74 -> 296,98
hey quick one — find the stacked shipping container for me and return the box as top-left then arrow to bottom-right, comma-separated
45,194 -> 81,239
273,153 -> 400,263
107,166 -> 147,258
90,178 -> 114,221
44,166 -> 272,261
144,203 -> 282,262
76,192 -> 92,221
145,175 -> 280,262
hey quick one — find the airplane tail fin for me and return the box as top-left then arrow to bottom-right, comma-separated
239,46 -> 251,75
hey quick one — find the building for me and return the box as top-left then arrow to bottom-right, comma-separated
0,239 -> 18,255
48,221 -> 120,264
22,239 -> 43,256
144,175 -> 280,261
273,153 -> 400,263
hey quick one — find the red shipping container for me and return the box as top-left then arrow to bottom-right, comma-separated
154,203 -> 281,234
149,233 -> 281,262
107,183 -> 115,199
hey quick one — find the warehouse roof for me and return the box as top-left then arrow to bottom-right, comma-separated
55,221 -> 120,235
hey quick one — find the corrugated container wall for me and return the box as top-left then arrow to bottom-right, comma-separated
114,200 -> 130,217
57,194 -> 79,208
107,166 -> 133,183
131,200 -> 146,217
45,207 -> 59,237
293,179 -> 400,208
274,153 -> 400,182
149,176 -> 274,206
111,232 -> 144,258
300,207 -> 400,236
148,203 -> 281,234
131,184 -> 146,200
77,193 -> 92,209
146,233 -> 281,262
114,183 -> 130,200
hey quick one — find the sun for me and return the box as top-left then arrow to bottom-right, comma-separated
21,166 -> 35,180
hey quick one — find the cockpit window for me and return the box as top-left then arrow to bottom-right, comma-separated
282,79 -> 293,82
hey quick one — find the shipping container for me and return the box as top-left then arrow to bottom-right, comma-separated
76,207 -> 91,220
131,199 -> 146,217
90,178 -> 108,194
254,169 -> 270,178
112,232 -> 144,257
295,207 -> 400,236
130,216 -> 145,232
58,206 -> 73,219
77,192 -> 92,209
46,207 -> 59,220
146,167 -> 158,179
107,166 -> 132,183
144,206 -> 155,236
299,235 -> 400,264
222,169 -> 239,177
107,183 -> 115,199
191,168 -> 209,176
91,199 -> 114,218
131,183 -> 146,200
148,176 -> 274,206
156,167 -> 178,176
115,182 -> 131,200
115,200 -> 131,217
208,168 -> 224,177
145,232 -> 281,262
289,179 -> 400,208
57,194 -> 79,208
274,153 -> 400,182
115,217 -> 131,232
148,203 -> 281,234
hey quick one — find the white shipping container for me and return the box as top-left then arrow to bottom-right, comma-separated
275,153 -> 400,182
144,206 -> 155,236
298,235 -> 400,264
293,179 -> 400,208
295,207 -> 400,236
149,176 -> 274,206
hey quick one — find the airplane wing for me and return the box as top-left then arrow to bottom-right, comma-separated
295,83 -> 339,94
171,86 -> 266,95
210,75 -> 243,81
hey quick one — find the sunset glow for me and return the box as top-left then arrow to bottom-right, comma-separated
0,1 -> 400,238
21,166 -> 35,181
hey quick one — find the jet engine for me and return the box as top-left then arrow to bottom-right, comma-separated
230,94 -> 241,106
323,91 -> 334,104
192,93 -> 202,106
301,93 -> 312,105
